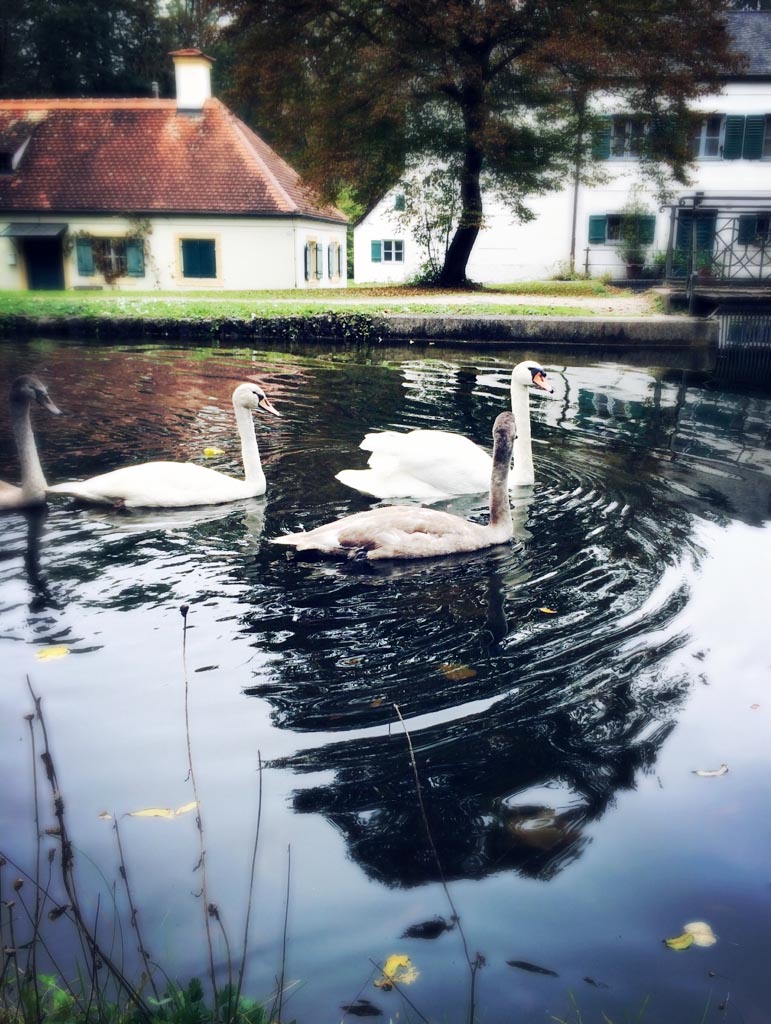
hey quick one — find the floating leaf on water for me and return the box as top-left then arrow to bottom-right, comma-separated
438,662 -> 477,682
35,645 -> 70,661
583,976 -> 610,989
684,921 -> 717,947
664,932 -> 695,951
692,764 -> 728,777
340,999 -> 382,1017
374,954 -> 419,990
538,607 -> 557,615
371,697 -> 384,708
203,447 -> 225,458
128,807 -> 175,819
401,916 -> 454,940
174,801 -> 198,816
506,960 -> 559,977
97,812 -> 112,821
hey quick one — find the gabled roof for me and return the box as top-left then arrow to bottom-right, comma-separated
0,98 -> 347,223
726,12 -> 771,78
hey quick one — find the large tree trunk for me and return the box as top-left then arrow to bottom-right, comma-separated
438,96 -> 485,288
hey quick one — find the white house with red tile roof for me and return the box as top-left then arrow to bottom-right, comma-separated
0,50 -> 348,291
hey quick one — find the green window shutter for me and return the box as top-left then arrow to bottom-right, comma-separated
742,115 -> 765,160
182,239 -> 216,278
394,193 -> 405,212
675,212 -> 692,252
371,240 -> 382,262
327,243 -> 334,277
304,243 -> 311,280
125,239 -> 145,277
591,117 -> 612,160
588,215 -> 607,244
695,213 -> 716,251
76,237 -> 94,276
337,243 -> 344,278
314,242 -> 323,278
737,215 -> 758,245
723,115 -> 745,159
639,216 -> 656,245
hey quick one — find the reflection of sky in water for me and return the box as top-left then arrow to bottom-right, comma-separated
0,342 -> 770,1024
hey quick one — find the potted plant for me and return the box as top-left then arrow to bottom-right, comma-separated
618,195 -> 653,279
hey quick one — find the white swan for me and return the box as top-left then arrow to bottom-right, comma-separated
273,411 -> 517,561
335,360 -> 553,499
48,382 -> 279,509
0,375 -> 61,511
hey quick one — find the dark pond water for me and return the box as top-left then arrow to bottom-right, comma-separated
1,338 -> 770,1024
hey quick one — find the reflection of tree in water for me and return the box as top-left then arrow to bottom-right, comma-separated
269,654 -> 684,887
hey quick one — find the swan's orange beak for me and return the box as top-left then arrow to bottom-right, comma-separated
532,371 -> 553,394
259,396 -> 281,417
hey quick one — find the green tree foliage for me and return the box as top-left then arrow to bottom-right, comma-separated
222,0 -> 739,286
0,0 -> 231,100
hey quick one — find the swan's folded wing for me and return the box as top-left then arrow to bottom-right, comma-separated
353,429 -> 492,496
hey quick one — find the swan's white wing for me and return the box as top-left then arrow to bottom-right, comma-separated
48,461 -> 262,508
337,429 -> 492,498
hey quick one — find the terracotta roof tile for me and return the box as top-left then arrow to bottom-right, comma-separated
0,98 -> 347,223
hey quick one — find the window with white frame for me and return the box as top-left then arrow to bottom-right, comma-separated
691,115 -> 725,158
610,117 -> 645,158
371,239 -> 404,262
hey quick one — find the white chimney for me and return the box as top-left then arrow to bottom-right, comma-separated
170,49 -> 214,113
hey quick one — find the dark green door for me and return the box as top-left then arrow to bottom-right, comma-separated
24,238 -> 65,290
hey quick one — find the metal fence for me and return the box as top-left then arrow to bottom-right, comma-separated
664,195 -> 771,284
715,308 -> 771,384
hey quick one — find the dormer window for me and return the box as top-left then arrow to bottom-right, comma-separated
0,152 -> 13,174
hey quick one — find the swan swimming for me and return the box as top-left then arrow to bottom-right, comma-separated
273,411 -> 517,561
0,375 -> 61,511
335,360 -> 553,499
47,382 -> 279,509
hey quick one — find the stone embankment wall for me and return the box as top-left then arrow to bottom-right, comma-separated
0,312 -> 716,351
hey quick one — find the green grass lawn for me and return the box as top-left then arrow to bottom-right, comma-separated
0,281 -> 627,322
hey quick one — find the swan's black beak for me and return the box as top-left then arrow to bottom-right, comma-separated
35,390 -> 62,415
531,371 -> 554,394
259,396 -> 281,417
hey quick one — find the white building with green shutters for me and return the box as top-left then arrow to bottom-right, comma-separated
354,11 -> 771,286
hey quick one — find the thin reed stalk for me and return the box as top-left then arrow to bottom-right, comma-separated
24,713 -> 42,1024
25,677 -> 153,1022
180,604 -> 220,1010
393,703 -> 484,1024
235,751 -> 264,1012
270,845 -> 291,1024
113,816 -> 161,1003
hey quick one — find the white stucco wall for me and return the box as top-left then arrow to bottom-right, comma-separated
354,81 -> 771,284
0,215 -> 348,291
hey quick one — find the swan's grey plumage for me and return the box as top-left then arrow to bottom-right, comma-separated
273,411 -> 517,561
0,376 -> 61,511
335,360 -> 553,499
47,382 -> 279,509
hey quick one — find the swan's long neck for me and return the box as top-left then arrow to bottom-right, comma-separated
12,399 -> 47,501
234,402 -> 264,485
489,426 -> 515,532
509,384 -> 534,486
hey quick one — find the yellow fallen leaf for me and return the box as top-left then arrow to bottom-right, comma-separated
203,446 -> 225,458
538,607 -> 557,615
684,921 -> 717,947
664,932 -> 694,951
374,954 -> 420,990
36,645 -> 70,661
174,801 -> 198,816
129,807 -> 175,819
438,663 -> 477,682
